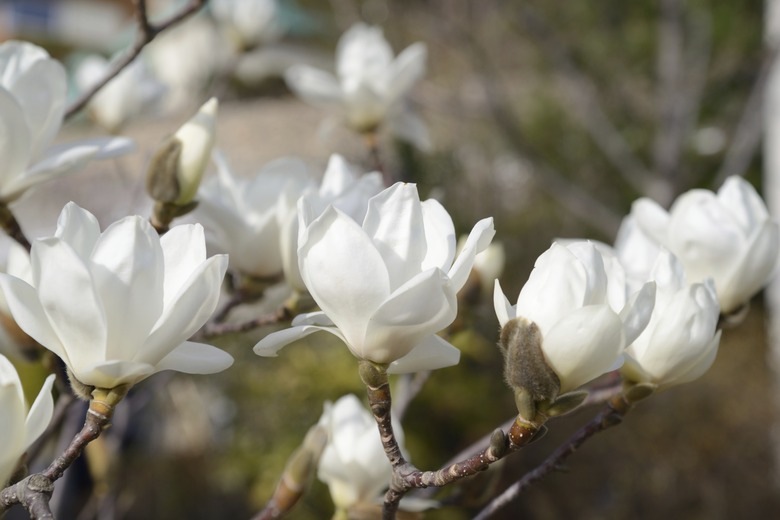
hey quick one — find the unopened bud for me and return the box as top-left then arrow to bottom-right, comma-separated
146,97 -> 218,206
498,317 -> 560,420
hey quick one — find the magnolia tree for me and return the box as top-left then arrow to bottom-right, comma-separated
0,2 -> 777,520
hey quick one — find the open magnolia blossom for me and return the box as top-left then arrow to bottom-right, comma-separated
255,182 -> 495,373
195,151 -> 310,279
211,0 -> 284,49
284,23 -> 430,149
494,241 -> 655,393
74,53 -> 165,132
0,354 -> 54,487
0,40 -> 133,203
622,251 -> 721,389
280,154 -> 384,292
0,203 -> 233,390
631,176 -> 780,314
317,394 -> 399,512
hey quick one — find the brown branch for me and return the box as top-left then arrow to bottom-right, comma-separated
202,304 -> 293,337
0,399 -> 114,519
64,0 -> 208,120
472,393 -> 633,520
358,361 -> 543,519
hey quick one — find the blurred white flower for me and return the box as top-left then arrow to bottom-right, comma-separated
0,40 -> 133,203
255,183 -> 495,373
285,23 -> 430,149
211,0 -> 283,50
622,251 -> 721,389
0,354 -> 54,487
73,53 -> 165,132
632,176 -> 780,313
0,203 -> 233,390
195,151 -> 310,279
317,394 -> 397,511
494,241 -> 655,393
280,154 -> 384,292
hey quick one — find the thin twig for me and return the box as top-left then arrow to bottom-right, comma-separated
472,394 -> 632,520
65,0 -> 208,120
202,304 -> 292,338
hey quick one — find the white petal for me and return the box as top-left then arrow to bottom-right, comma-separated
299,206 -> 390,349
32,238 -> 108,375
90,216 -> 164,359
542,305 -> 624,393
387,42 -> 427,103
253,324 -> 346,356
362,183 -> 427,288
387,109 -> 432,151
631,197 -> 671,246
718,176 -> 769,230
160,224 -> 207,305
620,281 -> 656,347
0,88 -> 32,195
23,374 -> 55,450
387,334 -> 460,374
419,199 -> 456,272
493,280 -> 515,327
363,268 -> 456,363
284,65 -> 342,105
153,341 -> 233,375
144,255 -> 227,364
54,202 -> 101,259
448,217 -> 495,292
663,330 -> 721,388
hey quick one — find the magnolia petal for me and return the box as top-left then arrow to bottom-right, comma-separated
337,24 -> 393,87
718,176 -> 769,229
363,268 -> 456,363
0,41 -> 50,83
84,359 -> 156,388
331,172 -> 384,220
448,217 -> 495,293
160,224 -> 208,304
387,334 -> 460,374
0,275 -> 67,362
253,324 -> 346,356
631,198 -> 671,246
143,255 -> 227,364
362,183 -> 427,288
543,305 -> 624,393
0,89 -> 32,193
23,374 -> 55,451
388,42 -> 427,103
420,199 -> 456,272
284,65 -> 342,105
8,58 -> 66,159
320,154 -> 357,198
291,311 -> 334,327
663,330 -> 721,388
299,206 -> 390,349
33,238 -> 108,373
154,341 -> 233,375
54,202 -> 101,259
619,281 -> 656,347
493,280 -> 515,327
91,217 -> 164,359
719,220 -> 780,313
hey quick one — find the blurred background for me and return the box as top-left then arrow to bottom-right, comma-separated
2,0 -> 779,518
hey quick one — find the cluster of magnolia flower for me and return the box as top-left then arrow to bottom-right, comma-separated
0,18 -> 779,520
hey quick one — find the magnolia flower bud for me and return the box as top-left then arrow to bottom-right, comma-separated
147,97 -> 219,206
632,176 -> 780,314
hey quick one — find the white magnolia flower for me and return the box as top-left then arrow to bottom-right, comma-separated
0,40 -> 133,203
280,154 -> 384,292
632,176 -> 780,313
74,53 -> 165,132
0,203 -> 233,390
255,182 -> 495,373
211,0 -> 284,49
317,394 -> 398,511
285,23 -> 430,149
622,251 -> 721,389
195,152 -> 310,279
494,241 -> 655,393
0,354 -> 54,487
